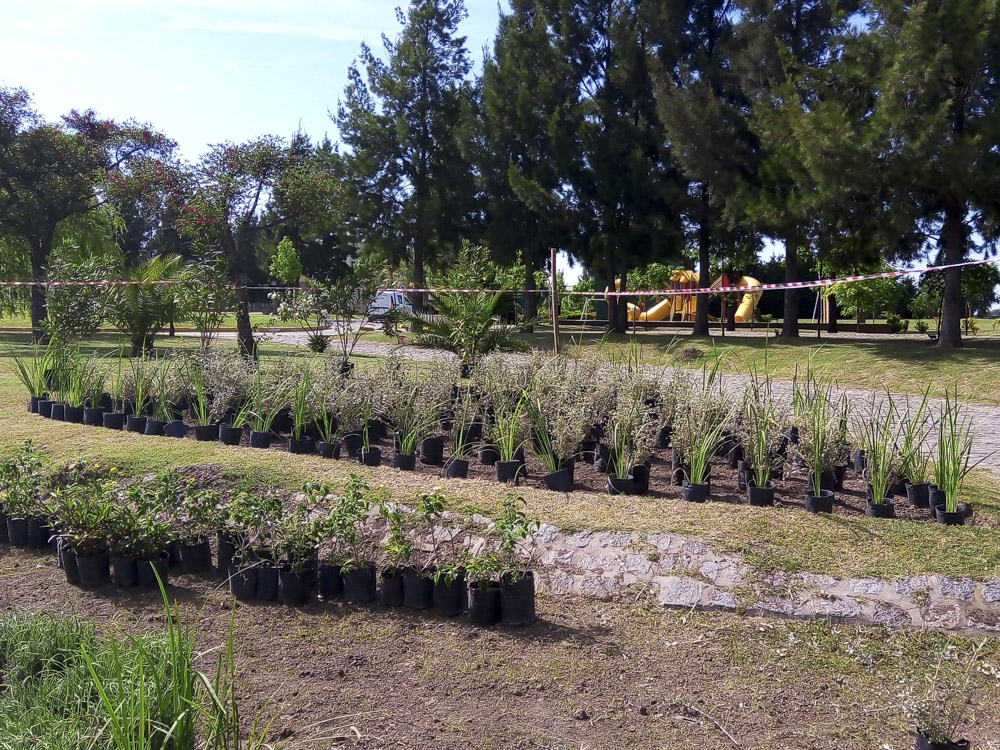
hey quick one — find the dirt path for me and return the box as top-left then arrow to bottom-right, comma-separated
3,546 -> 999,750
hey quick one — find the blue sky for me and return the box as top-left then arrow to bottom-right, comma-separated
0,0 -> 504,159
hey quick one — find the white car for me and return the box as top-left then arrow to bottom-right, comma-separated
369,291 -> 414,317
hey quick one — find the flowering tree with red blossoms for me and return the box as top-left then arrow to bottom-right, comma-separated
0,86 -> 176,341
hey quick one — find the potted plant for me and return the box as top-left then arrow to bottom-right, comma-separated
740,378 -> 787,507
526,374 -> 589,493
357,399 -> 382,467
82,363 -> 107,427
855,393 -> 905,519
794,378 -> 839,513
62,354 -> 88,424
273,501 -> 323,607
285,368 -> 315,455
494,493 -> 538,627
606,381 -> 657,497
244,372 -> 284,449
144,357 -> 174,436
387,385 -> 440,471
102,355 -> 128,430
466,553 -> 503,626
377,499 -> 411,607
675,392 -> 731,503
492,394 -> 527,483
173,486 -> 220,574
189,364 -> 218,442
933,392 -> 982,525
7,343 -> 54,414
223,489 -> 285,600
445,389 -> 480,479
114,483 -> 173,591
0,441 -> 47,548
332,475 -> 378,604
46,479 -> 114,587
124,357 -> 152,433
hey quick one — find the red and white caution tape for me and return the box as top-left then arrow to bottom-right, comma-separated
0,257 -> 996,295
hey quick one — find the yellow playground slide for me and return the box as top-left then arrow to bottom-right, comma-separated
625,273 -> 763,323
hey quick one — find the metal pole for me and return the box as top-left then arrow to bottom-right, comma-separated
550,248 -> 560,355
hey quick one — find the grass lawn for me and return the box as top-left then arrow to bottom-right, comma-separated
1,331 -> 998,583
0,312 -> 290,331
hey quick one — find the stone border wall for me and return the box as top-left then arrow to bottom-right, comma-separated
530,525 -> 1000,636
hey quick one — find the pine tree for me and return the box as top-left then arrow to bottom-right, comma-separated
336,0 -> 475,312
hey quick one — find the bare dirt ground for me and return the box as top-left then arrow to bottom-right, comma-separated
3,546 -> 1000,750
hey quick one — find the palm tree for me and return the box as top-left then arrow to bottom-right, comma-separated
105,254 -> 185,356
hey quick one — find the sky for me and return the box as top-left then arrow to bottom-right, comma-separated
0,0 -> 504,159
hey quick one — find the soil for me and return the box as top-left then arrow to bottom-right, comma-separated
3,545 -> 1000,750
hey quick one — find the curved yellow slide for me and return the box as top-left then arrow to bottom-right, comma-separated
733,277 -> 761,323
627,269 -> 700,322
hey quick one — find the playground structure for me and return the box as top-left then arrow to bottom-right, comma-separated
618,269 -> 763,323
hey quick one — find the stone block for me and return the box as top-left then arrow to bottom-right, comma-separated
660,579 -> 705,608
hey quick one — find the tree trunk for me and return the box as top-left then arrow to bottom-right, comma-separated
780,238 -> 800,338
826,293 -> 839,333
693,189 -> 711,336
725,298 -> 736,331
228,229 -> 258,359
29,237 -> 50,344
523,249 -> 537,333
614,266 -> 629,334
938,200 -> 966,348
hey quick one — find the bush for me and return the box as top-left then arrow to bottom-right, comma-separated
886,313 -> 909,333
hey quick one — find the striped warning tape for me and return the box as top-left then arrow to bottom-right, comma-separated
0,257 -> 995,295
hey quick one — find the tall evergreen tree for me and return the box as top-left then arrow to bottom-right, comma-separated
336,0 -> 475,312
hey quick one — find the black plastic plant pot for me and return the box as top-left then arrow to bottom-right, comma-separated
249,430 -> 272,449
786,426 -> 799,445
402,569 -> 434,610
834,464 -> 848,490
805,490 -> 835,514
7,517 -> 29,547
144,419 -> 166,436
75,551 -> 110,588
682,481 -> 710,503
63,406 -> 84,424
102,411 -> 125,430
339,359 -> 355,376
419,436 -> 445,465
469,581 -> 501,627
361,448 -> 382,467
445,458 -> 469,479
37,399 -> 54,418
216,532 -> 238,572
137,552 -> 170,591
278,568 -> 312,607
865,499 -> 896,519
607,475 -> 634,496
30,395 -> 40,414
178,539 -> 212,574
112,556 -> 138,588
167,540 -> 181,568
343,563 -> 377,604
747,482 -> 776,507
380,568 -> 404,607
543,467 -> 573,493
906,483 -> 931,508
593,443 -> 612,473
737,461 -> 750,492
219,424 -> 243,446
83,407 -> 105,426
227,565 -> 257,601
164,420 -> 188,439
318,563 -> 344,600
317,440 -> 340,459
433,574 -> 467,617
495,460 -> 522,484
0,512 -> 9,543
654,424 -> 671,449
914,729 -> 970,750
393,452 -> 417,471
59,541 -> 81,584
501,572 -> 535,627
478,446 -> 500,466
936,505 -> 967,526
255,565 -> 279,601
853,449 -> 867,474
27,519 -> 51,549
890,480 -> 907,497
126,415 -> 147,434
807,470 -> 836,493
631,464 -> 650,495
459,363 -> 472,379
50,403 -> 65,421
929,487 -> 947,518
194,424 -> 219,442
288,436 -> 314,455
671,451 -> 688,486
343,432 -> 363,458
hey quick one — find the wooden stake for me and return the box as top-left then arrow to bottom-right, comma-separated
550,247 -> 560,355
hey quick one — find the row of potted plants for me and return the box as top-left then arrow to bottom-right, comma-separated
9,346 -> 982,524
0,441 -> 539,627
